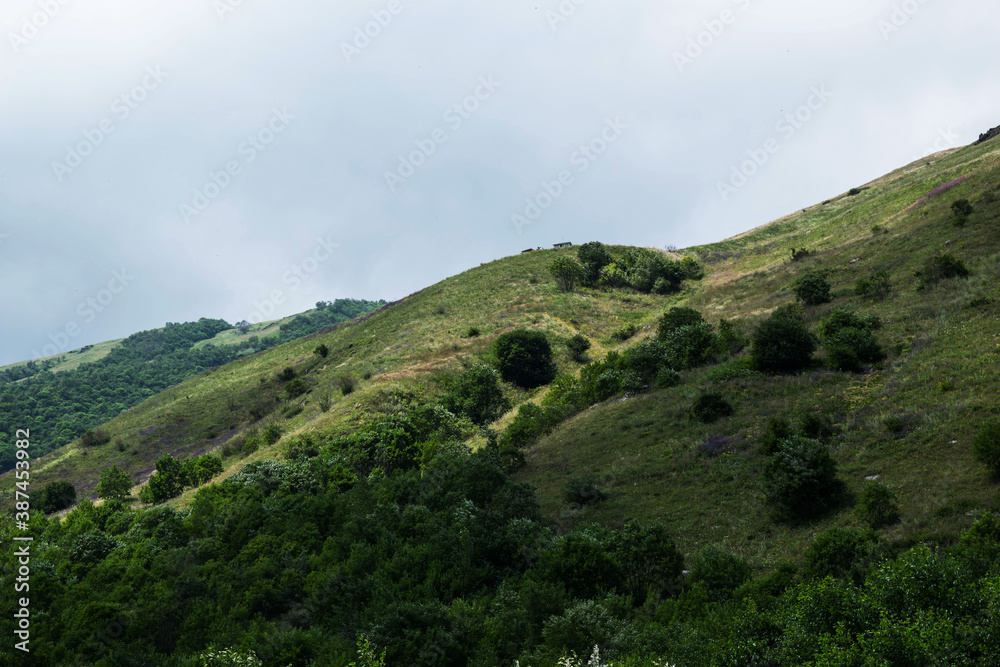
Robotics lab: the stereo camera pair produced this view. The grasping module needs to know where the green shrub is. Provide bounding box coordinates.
[499,402,552,450]
[142,455,186,504]
[657,307,704,339]
[655,367,681,388]
[973,419,1000,478]
[662,322,719,369]
[855,268,892,300]
[566,334,591,362]
[284,434,322,460]
[802,527,884,584]
[466,326,480,337]
[759,417,793,456]
[687,545,752,602]
[338,374,356,395]
[790,247,811,261]
[277,367,296,382]
[915,253,970,290]
[716,318,746,357]
[97,466,132,501]
[951,198,973,225]
[284,377,307,399]
[610,323,638,342]
[441,365,512,425]
[494,329,557,388]
[818,308,880,338]
[38,480,77,514]
[314,344,328,358]
[613,520,685,604]
[564,474,605,506]
[691,392,734,424]
[793,272,832,305]
[856,481,901,528]
[824,327,886,372]
[262,421,282,445]
[763,436,841,520]
[577,241,613,286]
[549,255,585,291]
[80,428,112,447]
[750,306,817,373]
[883,415,905,434]
[799,412,834,441]
[680,256,704,280]
[317,392,333,413]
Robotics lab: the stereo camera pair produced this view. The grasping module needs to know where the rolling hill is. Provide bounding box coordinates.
[2,130,1000,666]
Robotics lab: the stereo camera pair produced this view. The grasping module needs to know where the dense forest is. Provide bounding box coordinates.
[0,299,384,473]
[4,431,999,665]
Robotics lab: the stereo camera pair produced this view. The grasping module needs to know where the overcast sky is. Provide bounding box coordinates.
[1,0,997,365]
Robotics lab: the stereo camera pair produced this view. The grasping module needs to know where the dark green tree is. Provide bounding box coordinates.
[442,365,512,425]
[97,466,132,501]
[549,256,585,292]
[493,330,557,389]
[577,241,613,286]
[750,306,817,373]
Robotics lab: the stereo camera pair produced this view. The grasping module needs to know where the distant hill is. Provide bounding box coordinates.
[0,298,384,471]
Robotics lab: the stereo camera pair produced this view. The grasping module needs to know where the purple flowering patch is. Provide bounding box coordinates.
[909,176,969,209]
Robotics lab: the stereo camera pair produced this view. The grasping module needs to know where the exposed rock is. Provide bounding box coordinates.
[976,124,1000,145]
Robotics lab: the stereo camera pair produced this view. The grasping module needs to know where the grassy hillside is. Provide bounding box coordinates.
[5,136,1000,556]
[1,249,682,508]
[520,137,1000,569]
[3,134,1000,667]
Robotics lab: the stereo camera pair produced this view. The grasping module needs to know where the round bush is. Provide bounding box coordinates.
[824,327,885,372]
[763,436,841,520]
[662,322,719,369]
[657,307,704,339]
[855,481,901,528]
[688,545,752,602]
[691,392,734,423]
[973,419,1000,478]
[493,329,557,389]
[793,272,832,305]
[442,365,512,425]
[802,527,883,584]
[566,334,591,362]
[750,307,817,373]
[38,480,77,514]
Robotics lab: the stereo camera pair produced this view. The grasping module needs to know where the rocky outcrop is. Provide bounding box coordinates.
[976,124,1000,145]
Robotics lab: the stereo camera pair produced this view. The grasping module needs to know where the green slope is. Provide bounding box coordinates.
[519,136,1000,567]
